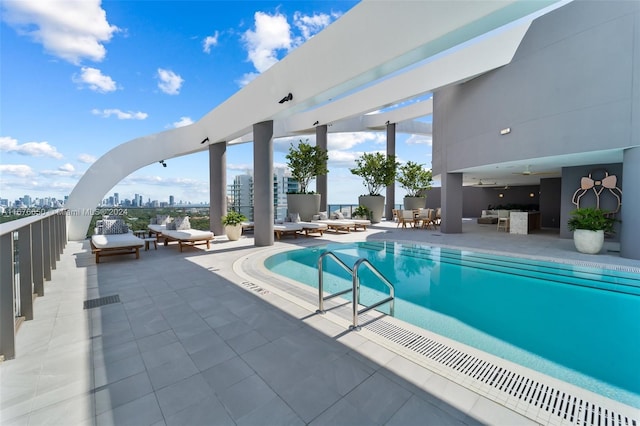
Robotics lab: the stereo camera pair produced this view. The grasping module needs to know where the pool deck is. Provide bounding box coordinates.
[1,220,638,425]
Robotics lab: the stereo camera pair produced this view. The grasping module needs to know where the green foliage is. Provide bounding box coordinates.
[221,210,247,226]
[353,205,371,219]
[567,207,616,233]
[397,161,433,197]
[286,139,329,194]
[350,152,398,196]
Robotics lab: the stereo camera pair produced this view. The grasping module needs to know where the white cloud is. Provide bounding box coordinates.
[406,134,432,146]
[236,72,259,87]
[157,68,183,95]
[327,132,385,151]
[0,164,35,177]
[91,108,148,120]
[58,163,75,172]
[78,153,96,164]
[242,11,291,73]
[2,0,119,64]
[328,150,361,168]
[74,67,117,93]
[172,117,193,128]
[228,163,253,172]
[0,136,63,159]
[203,31,219,53]
[293,12,333,42]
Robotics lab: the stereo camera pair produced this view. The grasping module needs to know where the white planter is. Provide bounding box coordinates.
[358,195,385,223]
[225,224,243,241]
[573,229,604,254]
[286,193,321,221]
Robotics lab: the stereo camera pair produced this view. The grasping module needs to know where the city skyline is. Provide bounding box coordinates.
[0,1,433,205]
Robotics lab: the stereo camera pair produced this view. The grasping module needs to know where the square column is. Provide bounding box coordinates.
[209,142,227,236]
[316,125,328,213]
[620,146,640,259]
[440,172,463,233]
[253,121,274,246]
[385,123,396,220]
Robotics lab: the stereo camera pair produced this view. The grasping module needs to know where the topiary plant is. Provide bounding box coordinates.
[397,161,433,197]
[285,139,329,194]
[350,152,398,196]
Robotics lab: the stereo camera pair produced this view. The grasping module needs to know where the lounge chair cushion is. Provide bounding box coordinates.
[287,212,301,223]
[162,229,213,241]
[91,233,143,249]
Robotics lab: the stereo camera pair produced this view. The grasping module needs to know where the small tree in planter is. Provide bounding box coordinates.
[222,210,247,241]
[350,152,398,223]
[397,161,433,210]
[567,207,616,254]
[285,139,329,220]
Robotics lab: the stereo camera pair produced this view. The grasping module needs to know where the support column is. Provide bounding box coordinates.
[620,147,640,260]
[385,123,396,220]
[316,125,328,213]
[253,121,274,246]
[209,142,227,236]
[440,172,463,234]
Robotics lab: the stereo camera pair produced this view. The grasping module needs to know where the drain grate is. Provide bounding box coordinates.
[83,295,121,309]
[365,320,638,426]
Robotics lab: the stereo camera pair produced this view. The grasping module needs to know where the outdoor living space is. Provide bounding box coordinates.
[1,220,637,426]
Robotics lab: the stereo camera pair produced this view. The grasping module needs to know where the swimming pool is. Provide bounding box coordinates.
[264,241,640,408]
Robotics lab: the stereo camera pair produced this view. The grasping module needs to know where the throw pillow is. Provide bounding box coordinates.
[156,215,171,225]
[166,221,177,230]
[288,212,300,223]
[102,219,127,234]
[332,211,344,220]
[319,211,328,220]
[174,216,191,230]
[312,214,321,220]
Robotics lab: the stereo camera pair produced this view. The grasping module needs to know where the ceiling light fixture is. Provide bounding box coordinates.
[278,92,293,104]
[159,160,167,168]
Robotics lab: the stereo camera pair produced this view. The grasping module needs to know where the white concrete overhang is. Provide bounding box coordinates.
[66,0,563,239]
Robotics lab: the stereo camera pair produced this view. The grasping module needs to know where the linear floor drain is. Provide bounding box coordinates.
[83,295,120,309]
[365,320,638,426]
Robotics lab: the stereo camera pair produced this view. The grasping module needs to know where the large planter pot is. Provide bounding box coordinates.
[403,196,425,210]
[358,195,385,223]
[225,224,243,241]
[573,229,604,254]
[286,193,321,221]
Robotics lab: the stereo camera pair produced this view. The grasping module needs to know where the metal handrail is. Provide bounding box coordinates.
[351,258,395,331]
[317,251,353,313]
[317,251,395,331]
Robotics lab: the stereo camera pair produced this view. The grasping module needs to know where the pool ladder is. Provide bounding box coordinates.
[317,251,395,331]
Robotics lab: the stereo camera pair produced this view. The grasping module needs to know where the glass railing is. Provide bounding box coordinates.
[0,209,67,361]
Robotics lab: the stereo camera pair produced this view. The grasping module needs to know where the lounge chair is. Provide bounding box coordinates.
[148,215,214,251]
[274,223,303,239]
[90,233,144,263]
[298,221,328,236]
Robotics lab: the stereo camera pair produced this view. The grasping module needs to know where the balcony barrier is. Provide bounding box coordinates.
[0,209,67,361]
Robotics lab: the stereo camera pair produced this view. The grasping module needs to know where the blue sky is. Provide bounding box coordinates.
[0,0,433,205]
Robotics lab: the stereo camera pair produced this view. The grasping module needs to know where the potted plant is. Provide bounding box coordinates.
[397,161,433,210]
[350,152,398,223]
[352,205,371,220]
[285,139,329,221]
[221,210,247,241]
[567,207,616,254]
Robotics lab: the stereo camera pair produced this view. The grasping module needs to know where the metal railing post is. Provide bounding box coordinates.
[42,217,52,280]
[32,220,44,296]
[350,270,361,331]
[0,232,16,360]
[18,225,34,321]
[317,255,325,313]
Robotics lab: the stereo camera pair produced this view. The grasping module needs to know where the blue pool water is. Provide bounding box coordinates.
[264,241,640,408]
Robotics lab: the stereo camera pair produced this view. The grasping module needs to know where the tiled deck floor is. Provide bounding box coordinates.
[1,220,636,425]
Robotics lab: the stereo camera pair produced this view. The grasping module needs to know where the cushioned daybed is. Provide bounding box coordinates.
[274,223,303,239]
[90,233,144,264]
[148,215,214,252]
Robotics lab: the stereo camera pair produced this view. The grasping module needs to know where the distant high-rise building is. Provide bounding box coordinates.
[169,195,175,206]
[274,167,296,220]
[229,173,253,220]
[22,195,31,207]
[114,193,119,206]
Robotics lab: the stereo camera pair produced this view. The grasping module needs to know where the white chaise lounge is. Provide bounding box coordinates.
[90,233,144,264]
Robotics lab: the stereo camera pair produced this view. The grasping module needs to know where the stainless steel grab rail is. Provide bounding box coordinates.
[317,251,395,331]
[317,251,353,314]
[350,258,395,331]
